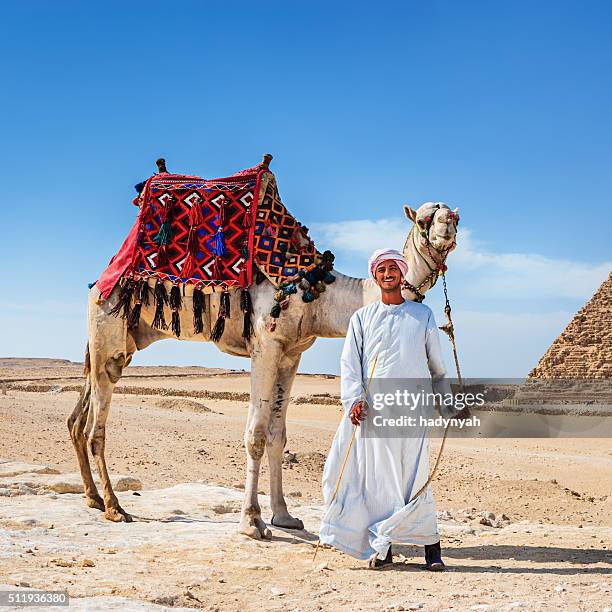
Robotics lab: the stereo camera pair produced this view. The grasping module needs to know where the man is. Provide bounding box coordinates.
[319,248,458,570]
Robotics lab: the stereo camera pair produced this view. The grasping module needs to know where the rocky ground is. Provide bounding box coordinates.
[0,359,610,611]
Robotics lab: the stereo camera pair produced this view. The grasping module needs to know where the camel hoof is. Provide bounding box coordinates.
[104,507,133,523]
[238,524,263,540]
[85,495,105,511]
[237,517,271,541]
[271,514,304,530]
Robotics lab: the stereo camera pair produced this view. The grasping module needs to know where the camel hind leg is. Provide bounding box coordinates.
[67,353,104,511]
[80,290,135,522]
[88,350,133,522]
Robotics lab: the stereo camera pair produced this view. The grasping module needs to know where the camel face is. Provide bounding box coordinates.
[405,202,459,253]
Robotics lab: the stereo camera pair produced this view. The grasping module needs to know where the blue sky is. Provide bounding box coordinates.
[1,1,610,376]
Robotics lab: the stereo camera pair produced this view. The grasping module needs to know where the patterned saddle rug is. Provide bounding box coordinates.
[96,159,335,341]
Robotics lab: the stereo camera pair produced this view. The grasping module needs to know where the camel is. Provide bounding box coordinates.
[67,157,459,540]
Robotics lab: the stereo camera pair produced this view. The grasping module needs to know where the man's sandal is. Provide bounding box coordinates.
[368,545,393,569]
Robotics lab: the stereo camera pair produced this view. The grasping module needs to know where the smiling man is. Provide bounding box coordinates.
[318,248,457,570]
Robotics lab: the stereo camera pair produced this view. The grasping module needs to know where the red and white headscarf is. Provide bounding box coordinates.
[368,248,408,279]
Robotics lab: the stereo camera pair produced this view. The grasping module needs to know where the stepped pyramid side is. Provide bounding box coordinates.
[529,272,612,379]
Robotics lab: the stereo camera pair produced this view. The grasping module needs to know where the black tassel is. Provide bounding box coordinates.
[170,284,182,310]
[127,302,142,329]
[240,288,253,340]
[193,287,205,334]
[139,279,151,306]
[241,241,249,260]
[243,311,253,340]
[211,290,231,342]
[152,282,168,330]
[109,278,135,318]
[240,288,251,312]
[220,290,231,318]
[211,314,225,342]
[171,309,181,337]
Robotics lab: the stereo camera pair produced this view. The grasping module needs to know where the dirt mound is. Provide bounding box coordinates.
[155,398,212,413]
[283,451,327,471]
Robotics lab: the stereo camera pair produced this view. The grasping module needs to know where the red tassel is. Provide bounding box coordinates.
[189,197,203,225]
[212,256,222,280]
[181,198,203,280]
[131,248,145,274]
[140,203,153,225]
[218,199,226,225]
[156,244,170,271]
[186,227,199,257]
[182,254,195,280]
[239,262,248,288]
[182,226,200,279]
[242,209,253,229]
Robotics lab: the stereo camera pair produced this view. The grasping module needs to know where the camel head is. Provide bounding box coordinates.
[400,202,460,301]
[403,202,459,255]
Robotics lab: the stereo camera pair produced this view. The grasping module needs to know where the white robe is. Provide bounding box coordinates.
[319,299,455,561]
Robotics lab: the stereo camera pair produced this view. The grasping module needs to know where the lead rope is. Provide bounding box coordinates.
[312,351,380,562]
[408,270,464,502]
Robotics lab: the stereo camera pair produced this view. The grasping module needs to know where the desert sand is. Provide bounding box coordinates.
[0,358,610,611]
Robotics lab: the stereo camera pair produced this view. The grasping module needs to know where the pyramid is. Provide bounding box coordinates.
[529,272,612,379]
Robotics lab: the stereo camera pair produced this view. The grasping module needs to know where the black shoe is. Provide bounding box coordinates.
[424,541,445,571]
[368,545,393,569]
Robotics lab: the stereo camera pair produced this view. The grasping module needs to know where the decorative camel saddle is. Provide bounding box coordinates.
[96,155,335,340]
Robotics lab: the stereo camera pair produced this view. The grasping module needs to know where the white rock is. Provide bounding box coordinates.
[270,587,286,597]
[0,461,60,478]
[0,472,142,495]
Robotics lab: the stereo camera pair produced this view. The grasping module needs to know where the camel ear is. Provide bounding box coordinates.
[453,207,459,214]
[404,205,417,223]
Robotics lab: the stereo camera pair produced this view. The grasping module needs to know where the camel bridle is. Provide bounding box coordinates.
[402,205,459,303]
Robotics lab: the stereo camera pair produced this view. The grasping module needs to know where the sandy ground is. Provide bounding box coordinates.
[0,359,610,611]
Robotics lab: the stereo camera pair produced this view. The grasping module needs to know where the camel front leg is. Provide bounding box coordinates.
[238,340,283,540]
[268,355,304,530]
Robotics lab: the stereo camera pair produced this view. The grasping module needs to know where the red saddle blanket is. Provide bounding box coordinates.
[97,162,318,300]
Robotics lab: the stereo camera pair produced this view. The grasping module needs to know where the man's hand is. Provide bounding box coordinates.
[350,400,368,426]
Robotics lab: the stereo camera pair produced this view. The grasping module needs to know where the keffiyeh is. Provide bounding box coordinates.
[368,248,408,279]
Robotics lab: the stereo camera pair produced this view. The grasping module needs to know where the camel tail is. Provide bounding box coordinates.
[83,343,91,376]
[68,344,92,435]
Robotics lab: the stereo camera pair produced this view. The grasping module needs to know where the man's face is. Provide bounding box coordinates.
[374,261,403,292]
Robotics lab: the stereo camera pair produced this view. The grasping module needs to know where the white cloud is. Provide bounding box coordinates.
[310,218,611,300]
[310,218,408,257]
